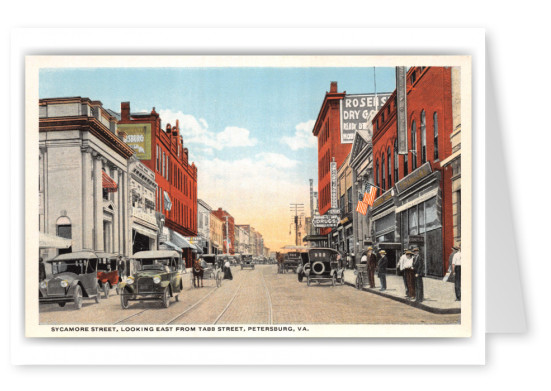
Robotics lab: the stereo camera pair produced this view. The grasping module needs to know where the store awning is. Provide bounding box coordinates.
[102,171,118,192]
[171,230,197,250]
[160,241,183,253]
[39,232,72,249]
[302,235,327,242]
[132,224,158,240]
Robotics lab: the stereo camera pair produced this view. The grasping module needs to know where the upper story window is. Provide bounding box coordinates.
[375,160,379,188]
[394,139,399,183]
[420,110,427,164]
[410,71,417,85]
[381,153,386,192]
[433,112,439,160]
[387,147,392,189]
[411,120,417,170]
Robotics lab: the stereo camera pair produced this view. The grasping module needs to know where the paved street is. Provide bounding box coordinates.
[39,265,460,325]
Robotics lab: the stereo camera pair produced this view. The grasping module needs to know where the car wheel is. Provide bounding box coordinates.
[120,293,129,309]
[103,282,110,299]
[73,285,83,309]
[58,302,66,307]
[162,288,170,308]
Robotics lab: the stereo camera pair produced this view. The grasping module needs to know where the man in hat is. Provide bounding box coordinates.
[412,247,424,302]
[367,247,377,288]
[398,250,412,298]
[376,250,388,291]
[404,249,416,299]
[450,242,461,301]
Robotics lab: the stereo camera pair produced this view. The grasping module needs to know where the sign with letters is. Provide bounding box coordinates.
[330,161,338,209]
[396,66,408,154]
[312,214,340,228]
[118,123,152,160]
[340,93,391,143]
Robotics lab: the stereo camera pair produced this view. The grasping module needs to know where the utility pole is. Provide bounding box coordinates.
[290,203,304,246]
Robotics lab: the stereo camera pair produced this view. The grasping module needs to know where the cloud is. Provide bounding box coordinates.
[158,109,257,150]
[255,152,299,169]
[281,120,317,151]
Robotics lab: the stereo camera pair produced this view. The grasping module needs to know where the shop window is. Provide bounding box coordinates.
[433,112,439,160]
[347,187,352,212]
[421,110,426,164]
[411,120,417,170]
[401,211,409,241]
[424,197,440,231]
[419,202,426,234]
[408,206,418,235]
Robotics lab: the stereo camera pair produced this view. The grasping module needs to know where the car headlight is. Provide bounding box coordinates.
[40,281,47,289]
[153,276,161,284]
[60,280,69,288]
[125,276,134,284]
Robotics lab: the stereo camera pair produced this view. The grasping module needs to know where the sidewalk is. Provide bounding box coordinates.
[343,269,461,314]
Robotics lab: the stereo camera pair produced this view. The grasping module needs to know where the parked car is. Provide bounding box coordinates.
[304,248,345,286]
[39,250,102,309]
[241,254,254,270]
[96,252,120,298]
[120,250,184,309]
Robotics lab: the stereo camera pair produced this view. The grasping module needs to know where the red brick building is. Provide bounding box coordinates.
[117,102,198,266]
[370,66,455,276]
[212,208,235,254]
[312,82,349,234]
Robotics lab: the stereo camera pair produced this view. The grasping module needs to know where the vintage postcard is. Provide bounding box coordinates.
[25,55,471,338]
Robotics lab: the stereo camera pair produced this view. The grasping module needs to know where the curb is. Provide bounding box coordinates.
[343,281,461,315]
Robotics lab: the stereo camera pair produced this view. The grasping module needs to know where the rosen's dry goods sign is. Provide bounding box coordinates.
[340,93,392,143]
[118,123,152,160]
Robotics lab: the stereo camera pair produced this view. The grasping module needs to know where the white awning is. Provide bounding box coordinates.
[171,230,197,250]
[39,232,72,249]
[132,224,158,240]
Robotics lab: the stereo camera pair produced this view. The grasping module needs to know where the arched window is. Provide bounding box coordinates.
[381,153,386,191]
[56,216,72,239]
[375,160,379,188]
[411,120,417,170]
[394,139,399,182]
[387,147,392,188]
[433,112,439,160]
[420,110,427,164]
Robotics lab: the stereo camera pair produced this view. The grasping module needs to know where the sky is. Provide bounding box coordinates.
[39,66,396,251]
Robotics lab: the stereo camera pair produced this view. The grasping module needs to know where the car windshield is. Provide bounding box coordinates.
[137,259,171,272]
[309,250,337,263]
[51,259,92,275]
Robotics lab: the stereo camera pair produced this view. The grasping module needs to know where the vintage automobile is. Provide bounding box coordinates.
[296,252,311,282]
[283,252,302,273]
[39,250,102,309]
[241,254,254,270]
[304,248,346,286]
[96,252,120,298]
[120,250,184,309]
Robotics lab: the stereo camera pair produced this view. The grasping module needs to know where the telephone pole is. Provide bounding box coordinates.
[290,203,304,246]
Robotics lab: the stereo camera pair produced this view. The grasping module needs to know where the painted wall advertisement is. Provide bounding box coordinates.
[340,93,392,143]
[117,123,152,160]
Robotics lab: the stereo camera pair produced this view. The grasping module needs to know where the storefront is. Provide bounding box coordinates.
[371,189,399,272]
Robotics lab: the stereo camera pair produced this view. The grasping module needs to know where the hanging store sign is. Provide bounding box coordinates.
[396,66,408,154]
[312,214,340,228]
[340,93,391,144]
[118,123,152,160]
[330,161,338,209]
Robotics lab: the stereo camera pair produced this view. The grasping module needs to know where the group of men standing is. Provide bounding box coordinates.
[397,247,425,302]
[360,246,388,292]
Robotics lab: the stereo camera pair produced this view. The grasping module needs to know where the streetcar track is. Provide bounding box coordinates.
[166,287,218,325]
[213,282,244,324]
[260,267,273,324]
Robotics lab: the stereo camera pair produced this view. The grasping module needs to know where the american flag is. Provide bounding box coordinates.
[356,200,368,215]
[363,186,378,206]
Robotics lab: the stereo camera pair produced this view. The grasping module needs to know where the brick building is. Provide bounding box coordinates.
[212,208,235,254]
[370,66,456,276]
[117,102,198,266]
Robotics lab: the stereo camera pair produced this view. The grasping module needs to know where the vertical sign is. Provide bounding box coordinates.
[396,66,408,154]
[330,160,338,209]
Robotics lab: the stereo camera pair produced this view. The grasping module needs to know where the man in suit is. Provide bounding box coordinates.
[412,247,425,302]
[367,246,377,288]
[376,250,388,291]
[450,242,461,301]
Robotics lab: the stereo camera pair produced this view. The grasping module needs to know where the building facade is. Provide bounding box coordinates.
[128,156,158,253]
[235,224,251,254]
[331,153,354,255]
[117,102,198,265]
[39,97,134,260]
[212,208,235,254]
[370,66,456,276]
[210,213,224,254]
[197,199,212,255]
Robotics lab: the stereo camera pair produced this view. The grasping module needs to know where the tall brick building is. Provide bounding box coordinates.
[117,102,198,266]
[370,66,456,276]
[212,208,235,254]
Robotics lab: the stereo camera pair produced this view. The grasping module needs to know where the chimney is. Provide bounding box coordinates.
[121,102,130,120]
[330,81,338,93]
[166,123,172,133]
[173,119,179,136]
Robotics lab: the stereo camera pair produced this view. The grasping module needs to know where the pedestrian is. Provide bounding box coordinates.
[118,256,126,279]
[404,250,416,299]
[39,257,46,281]
[376,249,388,291]
[367,247,377,288]
[397,250,409,298]
[223,258,233,280]
[450,242,461,301]
[412,247,424,302]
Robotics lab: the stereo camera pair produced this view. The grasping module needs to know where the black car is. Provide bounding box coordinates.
[304,248,345,286]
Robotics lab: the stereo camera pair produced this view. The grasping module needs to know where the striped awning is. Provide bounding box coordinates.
[102,171,118,192]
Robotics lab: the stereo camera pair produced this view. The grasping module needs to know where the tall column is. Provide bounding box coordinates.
[92,153,104,251]
[112,166,120,254]
[122,170,130,256]
[81,147,93,250]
